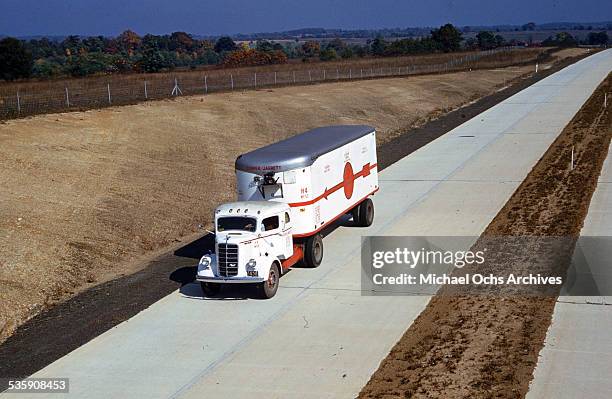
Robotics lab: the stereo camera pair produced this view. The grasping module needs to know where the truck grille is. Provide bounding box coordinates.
[218,243,239,277]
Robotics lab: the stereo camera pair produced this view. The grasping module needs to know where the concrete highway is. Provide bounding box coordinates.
[527,138,612,398]
[3,49,611,399]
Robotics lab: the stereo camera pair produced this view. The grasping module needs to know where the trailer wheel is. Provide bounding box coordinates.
[357,198,374,227]
[351,205,361,225]
[200,282,221,297]
[304,233,324,268]
[259,262,280,299]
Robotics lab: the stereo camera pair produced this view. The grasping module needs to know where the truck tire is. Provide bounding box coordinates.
[259,262,280,299]
[200,282,221,297]
[351,204,361,225]
[357,198,374,227]
[303,233,324,268]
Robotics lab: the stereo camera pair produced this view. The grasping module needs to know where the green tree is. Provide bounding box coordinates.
[556,32,577,47]
[62,35,82,56]
[139,48,168,72]
[587,31,609,45]
[214,36,237,53]
[430,24,463,52]
[0,37,34,80]
[476,31,505,50]
[32,58,62,78]
[196,50,220,65]
[521,22,536,31]
[327,38,346,51]
[255,40,274,52]
[65,53,109,77]
[370,36,387,56]
[340,47,353,59]
[319,48,337,61]
[476,31,496,49]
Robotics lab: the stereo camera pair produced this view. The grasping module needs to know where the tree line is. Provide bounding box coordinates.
[1,24,606,81]
[542,31,609,47]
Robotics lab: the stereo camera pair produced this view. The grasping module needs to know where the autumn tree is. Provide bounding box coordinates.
[222,48,287,67]
[300,40,320,58]
[169,32,194,51]
[117,30,141,54]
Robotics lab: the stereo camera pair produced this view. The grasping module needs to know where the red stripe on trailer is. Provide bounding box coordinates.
[292,187,379,238]
[288,163,377,207]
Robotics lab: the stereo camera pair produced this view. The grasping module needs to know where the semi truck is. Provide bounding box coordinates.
[196,125,379,298]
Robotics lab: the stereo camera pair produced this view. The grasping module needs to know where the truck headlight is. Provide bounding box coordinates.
[246,259,258,277]
[199,256,211,270]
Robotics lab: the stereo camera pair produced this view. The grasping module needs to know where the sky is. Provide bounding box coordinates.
[1,0,611,37]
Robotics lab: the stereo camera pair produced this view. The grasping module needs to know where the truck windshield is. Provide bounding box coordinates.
[217,217,257,232]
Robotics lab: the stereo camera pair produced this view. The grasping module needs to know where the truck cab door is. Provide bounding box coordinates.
[282,212,294,258]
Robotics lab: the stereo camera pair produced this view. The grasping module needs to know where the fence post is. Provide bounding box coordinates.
[293,71,296,84]
[360,68,363,78]
[107,83,111,105]
[323,69,326,80]
[16,91,21,114]
[336,68,339,79]
[144,81,148,99]
[254,72,257,88]
[309,70,312,82]
[204,75,208,93]
[171,78,182,96]
[65,87,70,107]
[274,71,277,85]
[349,69,352,79]
[230,74,234,90]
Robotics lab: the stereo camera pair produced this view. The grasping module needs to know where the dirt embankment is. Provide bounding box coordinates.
[358,73,612,398]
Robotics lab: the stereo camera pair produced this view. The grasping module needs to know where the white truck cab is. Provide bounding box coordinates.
[197,125,378,298]
[197,201,293,297]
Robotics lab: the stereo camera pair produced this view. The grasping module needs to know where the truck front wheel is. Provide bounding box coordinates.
[303,233,324,268]
[200,282,221,297]
[259,262,280,299]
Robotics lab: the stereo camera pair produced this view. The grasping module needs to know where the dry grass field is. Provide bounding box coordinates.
[0,48,547,119]
[0,48,588,343]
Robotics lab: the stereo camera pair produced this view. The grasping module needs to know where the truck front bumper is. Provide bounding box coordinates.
[196,276,265,284]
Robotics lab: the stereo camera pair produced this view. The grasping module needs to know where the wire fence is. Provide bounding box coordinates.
[0,47,538,120]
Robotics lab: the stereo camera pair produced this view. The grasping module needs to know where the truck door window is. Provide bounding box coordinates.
[262,216,279,231]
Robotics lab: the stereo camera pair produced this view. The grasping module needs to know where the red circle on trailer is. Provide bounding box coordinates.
[343,162,355,199]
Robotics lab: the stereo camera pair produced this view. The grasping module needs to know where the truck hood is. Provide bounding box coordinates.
[215,231,258,245]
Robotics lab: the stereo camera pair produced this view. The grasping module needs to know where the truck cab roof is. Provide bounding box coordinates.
[215,201,289,219]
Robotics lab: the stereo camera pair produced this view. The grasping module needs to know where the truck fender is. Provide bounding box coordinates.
[260,258,282,278]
